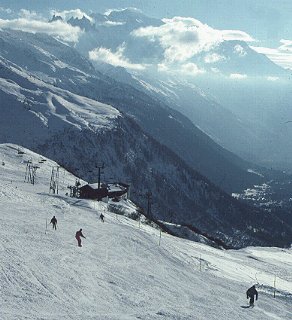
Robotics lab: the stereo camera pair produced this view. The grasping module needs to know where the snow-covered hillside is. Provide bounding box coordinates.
[0,55,120,148]
[4,30,292,249]
[0,144,291,319]
[0,29,264,194]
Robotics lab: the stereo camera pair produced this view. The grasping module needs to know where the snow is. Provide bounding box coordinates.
[247,169,264,178]
[132,77,169,97]
[0,143,291,319]
[0,60,121,145]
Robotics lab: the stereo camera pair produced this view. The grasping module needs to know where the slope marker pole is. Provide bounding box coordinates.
[158,229,162,246]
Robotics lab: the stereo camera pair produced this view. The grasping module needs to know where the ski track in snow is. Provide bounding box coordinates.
[0,143,291,320]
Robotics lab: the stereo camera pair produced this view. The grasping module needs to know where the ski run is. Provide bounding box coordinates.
[0,144,291,320]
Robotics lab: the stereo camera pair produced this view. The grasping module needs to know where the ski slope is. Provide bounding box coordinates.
[0,144,291,320]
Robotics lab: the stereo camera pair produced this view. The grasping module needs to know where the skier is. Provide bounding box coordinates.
[246,285,258,307]
[100,213,104,223]
[50,216,57,230]
[75,228,86,247]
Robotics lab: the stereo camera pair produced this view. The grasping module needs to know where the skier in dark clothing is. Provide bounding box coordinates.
[50,216,57,230]
[75,228,86,247]
[100,213,104,223]
[246,285,258,307]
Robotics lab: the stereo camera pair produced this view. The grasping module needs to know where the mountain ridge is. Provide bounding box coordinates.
[1,29,291,248]
[0,28,264,193]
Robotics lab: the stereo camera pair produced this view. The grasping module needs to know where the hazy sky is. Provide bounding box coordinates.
[1,0,292,69]
[1,0,291,45]
[0,0,292,40]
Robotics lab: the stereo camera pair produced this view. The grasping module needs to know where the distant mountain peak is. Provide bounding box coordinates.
[49,14,63,23]
[107,7,161,27]
[67,15,94,31]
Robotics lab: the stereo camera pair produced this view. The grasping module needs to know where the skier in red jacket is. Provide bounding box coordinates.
[75,229,86,247]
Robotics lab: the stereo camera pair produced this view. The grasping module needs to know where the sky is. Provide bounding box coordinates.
[1,0,292,69]
[2,0,292,41]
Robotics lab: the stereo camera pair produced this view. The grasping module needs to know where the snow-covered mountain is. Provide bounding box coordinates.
[194,40,286,77]
[1,29,291,248]
[67,8,288,78]
[63,8,292,170]
[196,76,292,169]
[0,29,263,193]
[97,64,259,157]
[0,143,291,319]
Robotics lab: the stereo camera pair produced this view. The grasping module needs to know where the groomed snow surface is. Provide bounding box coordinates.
[0,144,291,320]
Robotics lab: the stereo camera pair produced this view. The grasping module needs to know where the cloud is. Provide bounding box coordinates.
[279,39,292,52]
[221,30,254,42]
[104,7,142,16]
[204,53,225,64]
[233,44,247,57]
[18,9,40,20]
[230,73,247,79]
[0,18,82,42]
[103,20,125,26]
[157,63,169,72]
[89,44,146,70]
[251,43,292,69]
[0,7,13,15]
[266,76,279,81]
[132,16,255,64]
[132,17,220,63]
[157,62,204,77]
[211,67,220,73]
[50,9,94,23]
[181,63,205,75]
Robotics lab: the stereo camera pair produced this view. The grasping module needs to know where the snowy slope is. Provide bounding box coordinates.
[0,56,120,148]
[1,29,292,248]
[0,144,291,320]
[0,29,264,194]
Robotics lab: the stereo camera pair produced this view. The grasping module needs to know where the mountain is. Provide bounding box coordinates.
[71,9,289,78]
[75,10,163,57]
[195,40,287,77]
[1,143,291,319]
[97,64,259,159]
[67,9,292,170]
[67,16,94,31]
[0,29,263,193]
[49,14,63,23]
[1,29,291,248]
[195,76,292,168]
[106,8,162,27]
